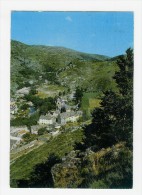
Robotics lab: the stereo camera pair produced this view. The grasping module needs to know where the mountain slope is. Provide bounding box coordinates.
[11,40,110,63]
[11,40,117,94]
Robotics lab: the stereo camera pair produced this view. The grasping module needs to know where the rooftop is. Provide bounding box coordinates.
[39,114,55,120]
[60,110,82,119]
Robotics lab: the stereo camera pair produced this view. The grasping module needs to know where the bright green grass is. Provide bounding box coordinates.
[81,93,99,108]
[81,93,101,117]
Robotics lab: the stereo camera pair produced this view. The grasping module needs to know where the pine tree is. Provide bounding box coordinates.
[84,48,133,150]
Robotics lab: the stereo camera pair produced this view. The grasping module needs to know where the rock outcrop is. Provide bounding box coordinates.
[51,150,83,188]
[51,142,132,188]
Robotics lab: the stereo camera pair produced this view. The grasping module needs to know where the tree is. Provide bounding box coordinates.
[38,127,47,135]
[111,48,133,147]
[22,132,31,141]
[22,132,37,143]
[74,87,83,106]
[24,95,56,113]
[20,103,29,111]
[58,91,62,96]
[39,97,56,115]
[29,87,37,95]
[84,48,133,150]
[11,112,39,127]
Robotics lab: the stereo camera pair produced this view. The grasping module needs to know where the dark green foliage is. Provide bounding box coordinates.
[81,48,133,188]
[22,132,31,140]
[10,112,39,127]
[95,147,132,188]
[20,103,29,110]
[84,48,133,150]
[15,154,61,188]
[105,148,132,188]
[28,154,61,188]
[88,180,108,188]
[58,91,62,96]
[113,48,133,96]
[18,62,33,79]
[39,97,56,115]
[38,127,47,135]
[24,94,56,114]
[74,87,84,105]
[61,106,66,113]
[29,87,37,95]
[22,132,37,143]
[78,145,132,189]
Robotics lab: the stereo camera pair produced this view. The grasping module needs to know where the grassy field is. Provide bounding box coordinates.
[81,93,101,117]
[10,129,84,182]
[37,84,67,98]
[89,98,101,110]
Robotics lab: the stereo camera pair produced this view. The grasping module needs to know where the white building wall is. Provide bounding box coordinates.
[66,115,79,123]
[39,119,53,125]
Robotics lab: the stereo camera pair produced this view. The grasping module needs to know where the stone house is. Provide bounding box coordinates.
[53,110,60,117]
[58,110,83,125]
[31,125,46,134]
[38,113,56,125]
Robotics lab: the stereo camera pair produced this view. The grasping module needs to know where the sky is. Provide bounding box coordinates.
[11,11,133,57]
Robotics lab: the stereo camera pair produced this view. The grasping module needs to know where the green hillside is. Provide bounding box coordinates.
[10,41,133,189]
[11,40,117,95]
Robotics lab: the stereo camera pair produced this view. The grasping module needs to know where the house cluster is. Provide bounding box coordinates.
[38,97,82,127]
[38,97,82,128]
[38,110,82,127]
[10,89,83,151]
[10,126,30,150]
[58,110,82,125]
[38,113,56,125]
[56,97,79,112]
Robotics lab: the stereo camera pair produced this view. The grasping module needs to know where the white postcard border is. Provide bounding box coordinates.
[0,1,142,195]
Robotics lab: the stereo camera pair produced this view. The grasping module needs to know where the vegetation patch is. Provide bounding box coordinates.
[89,99,101,110]
[10,129,84,185]
[81,93,101,118]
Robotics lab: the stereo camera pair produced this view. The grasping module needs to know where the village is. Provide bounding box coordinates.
[8,11,133,189]
[10,85,84,153]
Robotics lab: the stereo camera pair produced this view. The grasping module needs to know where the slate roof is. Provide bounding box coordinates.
[60,111,81,119]
[39,114,55,120]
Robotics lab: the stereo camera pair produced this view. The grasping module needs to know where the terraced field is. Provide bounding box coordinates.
[10,128,84,183]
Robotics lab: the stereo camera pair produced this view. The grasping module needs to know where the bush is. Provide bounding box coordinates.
[22,132,37,143]
[38,127,47,135]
